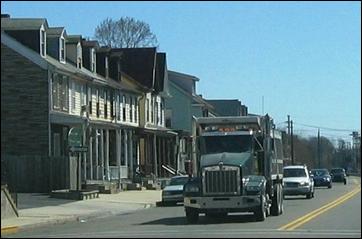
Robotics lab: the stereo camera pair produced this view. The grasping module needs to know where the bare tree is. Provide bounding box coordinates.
[94,17,158,48]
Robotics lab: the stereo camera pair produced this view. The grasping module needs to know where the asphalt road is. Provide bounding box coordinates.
[7,176,361,238]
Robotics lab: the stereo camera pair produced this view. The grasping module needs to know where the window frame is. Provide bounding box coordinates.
[40,25,46,57]
[60,35,65,63]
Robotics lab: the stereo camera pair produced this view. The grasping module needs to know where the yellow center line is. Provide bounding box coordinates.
[278,186,361,231]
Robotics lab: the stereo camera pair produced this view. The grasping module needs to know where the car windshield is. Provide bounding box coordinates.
[284,168,307,177]
[312,169,329,176]
[331,168,344,174]
[169,177,189,186]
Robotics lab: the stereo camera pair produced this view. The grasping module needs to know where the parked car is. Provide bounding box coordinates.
[283,165,314,199]
[161,175,189,205]
[311,168,332,188]
[330,168,347,185]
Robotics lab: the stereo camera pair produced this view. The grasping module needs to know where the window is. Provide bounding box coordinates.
[150,97,154,123]
[110,91,114,119]
[165,109,172,128]
[61,76,69,112]
[96,89,100,118]
[135,97,138,123]
[90,48,96,72]
[60,37,65,63]
[77,43,82,68]
[122,95,126,121]
[155,100,159,125]
[52,74,61,110]
[146,98,149,122]
[105,57,109,78]
[40,27,46,57]
[129,96,133,123]
[104,90,108,119]
[70,81,76,113]
[88,86,92,115]
[116,93,120,121]
[160,100,164,126]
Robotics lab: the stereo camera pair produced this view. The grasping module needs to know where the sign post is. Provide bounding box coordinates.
[68,127,87,191]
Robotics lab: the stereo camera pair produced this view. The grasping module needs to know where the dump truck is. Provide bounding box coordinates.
[183,114,284,223]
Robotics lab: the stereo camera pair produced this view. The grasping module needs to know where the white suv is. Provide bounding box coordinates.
[283,165,315,199]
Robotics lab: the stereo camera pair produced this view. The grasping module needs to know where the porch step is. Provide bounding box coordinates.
[83,180,120,194]
[50,189,99,200]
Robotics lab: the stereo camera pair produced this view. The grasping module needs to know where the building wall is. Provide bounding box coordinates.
[165,81,193,133]
[1,44,49,156]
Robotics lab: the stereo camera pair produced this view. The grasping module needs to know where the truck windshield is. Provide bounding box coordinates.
[200,135,252,155]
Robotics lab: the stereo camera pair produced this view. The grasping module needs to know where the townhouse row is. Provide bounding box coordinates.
[1,14,248,193]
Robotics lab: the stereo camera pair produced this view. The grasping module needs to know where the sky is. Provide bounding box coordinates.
[2,1,361,143]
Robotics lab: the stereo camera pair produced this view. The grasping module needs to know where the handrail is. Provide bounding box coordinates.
[1,185,18,217]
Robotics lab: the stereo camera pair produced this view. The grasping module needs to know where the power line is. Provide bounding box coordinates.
[293,122,359,132]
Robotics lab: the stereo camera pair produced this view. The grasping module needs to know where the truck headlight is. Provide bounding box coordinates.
[300,181,309,186]
[184,184,199,193]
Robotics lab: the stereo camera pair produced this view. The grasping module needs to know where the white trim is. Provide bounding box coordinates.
[40,24,46,58]
[59,34,66,64]
[1,32,48,69]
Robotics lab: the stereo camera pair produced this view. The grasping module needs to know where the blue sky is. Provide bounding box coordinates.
[2,1,360,142]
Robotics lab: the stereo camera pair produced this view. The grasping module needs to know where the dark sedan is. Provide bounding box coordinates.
[311,168,332,188]
[330,168,347,185]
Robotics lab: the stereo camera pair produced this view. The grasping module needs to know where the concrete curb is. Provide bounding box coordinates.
[1,226,19,236]
[1,202,156,235]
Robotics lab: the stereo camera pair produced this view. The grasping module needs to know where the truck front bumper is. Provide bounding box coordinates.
[184,195,261,212]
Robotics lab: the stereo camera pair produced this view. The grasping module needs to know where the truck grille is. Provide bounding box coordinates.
[202,166,240,196]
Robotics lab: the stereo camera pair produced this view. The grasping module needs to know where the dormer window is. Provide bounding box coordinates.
[105,56,109,78]
[60,37,65,63]
[40,26,46,57]
[77,43,82,69]
[90,48,96,72]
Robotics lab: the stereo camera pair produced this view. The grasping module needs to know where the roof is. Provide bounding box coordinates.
[110,47,157,91]
[47,27,65,37]
[66,35,82,44]
[1,18,49,30]
[2,31,142,95]
[168,70,200,82]
[82,39,99,47]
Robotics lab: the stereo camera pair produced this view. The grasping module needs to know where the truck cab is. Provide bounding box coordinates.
[183,115,284,223]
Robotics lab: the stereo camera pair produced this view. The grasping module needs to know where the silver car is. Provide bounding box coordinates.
[161,175,189,205]
[283,165,315,199]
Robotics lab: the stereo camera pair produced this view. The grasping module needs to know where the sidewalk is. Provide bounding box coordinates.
[1,189,162,235]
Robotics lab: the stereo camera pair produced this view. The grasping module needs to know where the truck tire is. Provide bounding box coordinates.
[254,195,266,222]
[306,191,312,199]
[185,207,199,223]
[271,184,283,216]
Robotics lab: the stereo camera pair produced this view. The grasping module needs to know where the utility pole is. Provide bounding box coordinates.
[318,128,321,168]
[291,120,294,165]
[287,115,290,164]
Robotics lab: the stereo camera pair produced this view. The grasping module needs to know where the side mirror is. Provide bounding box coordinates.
[310,174,314,178]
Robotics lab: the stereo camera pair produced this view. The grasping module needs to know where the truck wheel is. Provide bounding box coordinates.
[306,192,312,199]
[185,207,199,223]
[254,195,266,221]
[271,184,283,216]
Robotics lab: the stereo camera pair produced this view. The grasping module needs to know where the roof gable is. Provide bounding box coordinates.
[111,47,157,91]
[1,18,49,30]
